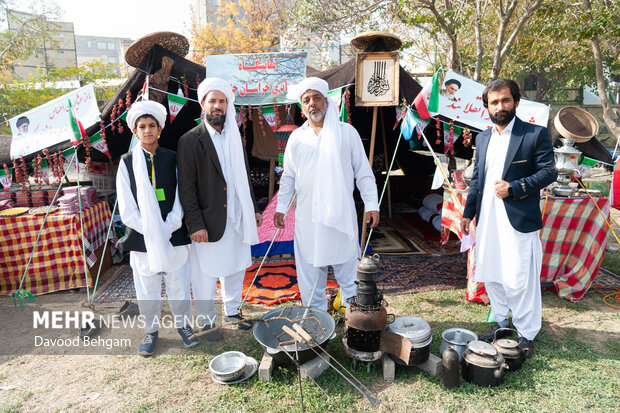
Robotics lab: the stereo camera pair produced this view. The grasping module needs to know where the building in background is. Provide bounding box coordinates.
[75,35,133,75]
[8,10,77,78]
[191,0,222,29]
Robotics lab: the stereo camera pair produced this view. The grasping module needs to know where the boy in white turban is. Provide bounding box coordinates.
[274,77,379,310]
[116,100,197,356]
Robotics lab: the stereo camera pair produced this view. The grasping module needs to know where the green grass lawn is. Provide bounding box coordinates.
[1,288,618,413]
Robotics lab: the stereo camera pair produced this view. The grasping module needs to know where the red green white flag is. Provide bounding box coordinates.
[0,168,12,191]
[90,131,111,158]
[68,99,87,145]
[168,87,187,123]
[413,70,440,120]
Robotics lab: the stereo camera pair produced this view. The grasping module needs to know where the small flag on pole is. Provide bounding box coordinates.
[413,70,440,120]
[401,109,419,141]
[68,100,87,145]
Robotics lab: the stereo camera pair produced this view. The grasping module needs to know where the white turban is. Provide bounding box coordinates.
[197,77,235,105]
[126,100,168,130]
[195,77,259,245]
[287,77,329,102]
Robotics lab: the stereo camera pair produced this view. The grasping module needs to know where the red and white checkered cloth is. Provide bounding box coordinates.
[1,201,114,296]
[441,191,610,303]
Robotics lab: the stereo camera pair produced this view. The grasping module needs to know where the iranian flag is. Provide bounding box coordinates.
[0,167,12,192]
[168,87,187,122]
[413,70,440,120]
[68,99,87,145]
[90,131,111,158]
[575,157,599,177]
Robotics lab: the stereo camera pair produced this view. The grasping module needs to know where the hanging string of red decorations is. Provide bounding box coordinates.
[344,87,352,124]
[273,104,281,130]
[462,127,472,147]
[435,118,442,145]
[447,120,455,155]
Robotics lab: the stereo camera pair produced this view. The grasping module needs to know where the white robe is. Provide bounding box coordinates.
[474,118,541,289]
[116,153,191,333]
[474,118,543,340]
[276,122,379,267]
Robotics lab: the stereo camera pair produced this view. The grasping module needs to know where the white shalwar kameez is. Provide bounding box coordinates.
[117,158,192,334]
[190,122,252,327]
[474,118,542,340]
[276,122,379,310]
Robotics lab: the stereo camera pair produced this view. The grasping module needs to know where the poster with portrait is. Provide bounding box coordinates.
[355,52,400,106]
[9,85,100,158]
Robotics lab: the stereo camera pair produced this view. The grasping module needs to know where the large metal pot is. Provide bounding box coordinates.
[253,307,336,365]
[461,340,509,387]
[387,316,432,366]
[440,328,478,361]
[491,328,525,372]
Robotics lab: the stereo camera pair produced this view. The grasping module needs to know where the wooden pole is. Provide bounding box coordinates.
[268,159,275,201]
[360,106,378,252]
[379,109,392,219]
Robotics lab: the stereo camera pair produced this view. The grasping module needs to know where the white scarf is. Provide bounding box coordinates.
[132,143,179,272]
[311,99,356,241]
[198,77,259,245]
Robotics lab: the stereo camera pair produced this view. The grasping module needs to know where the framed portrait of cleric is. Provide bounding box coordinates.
[355,52,400,106]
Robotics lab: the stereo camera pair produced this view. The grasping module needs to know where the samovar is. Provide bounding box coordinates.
[553,138,581,196]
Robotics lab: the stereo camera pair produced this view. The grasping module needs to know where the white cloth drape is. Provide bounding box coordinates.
[131,144,179,273]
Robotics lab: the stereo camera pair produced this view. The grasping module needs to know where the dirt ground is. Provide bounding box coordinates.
[1,282,618,412]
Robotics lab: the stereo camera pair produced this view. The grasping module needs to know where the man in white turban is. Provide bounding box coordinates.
[177,77,262,341]
[274,77,379,310]
[116,100,197,356]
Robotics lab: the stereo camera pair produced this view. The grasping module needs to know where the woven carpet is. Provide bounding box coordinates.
[375,254,468,295]
[368,225,422,254]
[386,214,461,255]
[594,268,620,288]
[93,260,338,305]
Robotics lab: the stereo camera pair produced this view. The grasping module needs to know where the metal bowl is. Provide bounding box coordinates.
[209,351,247,382]
[553,187,574,197]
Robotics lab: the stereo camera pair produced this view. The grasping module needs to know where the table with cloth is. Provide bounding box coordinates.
[1,201,115,296]
[441,190,610,303]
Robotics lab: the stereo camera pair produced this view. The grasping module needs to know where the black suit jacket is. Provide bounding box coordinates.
[463,117,558,233]
[177,123,257,242]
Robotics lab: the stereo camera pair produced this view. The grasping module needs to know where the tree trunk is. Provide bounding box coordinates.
[583,0,620,140]
[473,0,484,80]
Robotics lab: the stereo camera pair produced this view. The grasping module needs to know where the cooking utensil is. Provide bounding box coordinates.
[209,351,248,382]
[442,346,460,389]
[461,340,509,387]
[210,357,259,385]
[491,328,525,371]
[289,324,392,412]
[253,307,335,364]
[440,328,477,361]
[276,338,330,399]
[387,316,432,366]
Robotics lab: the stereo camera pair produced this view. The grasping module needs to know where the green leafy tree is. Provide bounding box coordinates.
[0,1,60,74]
[0,60,120,134]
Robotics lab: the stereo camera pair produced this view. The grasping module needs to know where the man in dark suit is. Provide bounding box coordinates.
[460,79,557,358]
[177,78,262,341]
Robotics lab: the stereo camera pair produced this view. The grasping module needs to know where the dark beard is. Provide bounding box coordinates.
[489,107,516,126]
[206,113,226,127]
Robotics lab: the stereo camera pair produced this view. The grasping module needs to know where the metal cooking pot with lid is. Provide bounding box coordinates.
[387,316,432,366]
[461,340,509,387]
[491,328,525,371]
[357,254,380,282]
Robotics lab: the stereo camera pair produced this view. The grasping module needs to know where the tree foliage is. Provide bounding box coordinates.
[0,60,120,134]
[189,0,293,64]
[0,0,60,74]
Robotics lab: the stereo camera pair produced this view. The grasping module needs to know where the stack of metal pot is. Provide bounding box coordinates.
[386,316,432,366]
